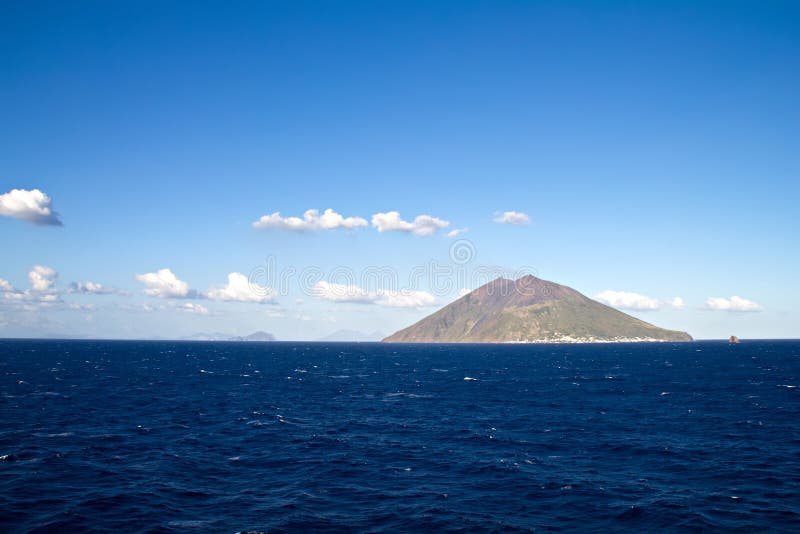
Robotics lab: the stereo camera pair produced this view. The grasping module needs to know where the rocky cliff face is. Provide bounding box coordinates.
[383,276,692,343]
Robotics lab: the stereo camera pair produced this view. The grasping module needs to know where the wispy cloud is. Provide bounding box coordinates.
[705,296,764,312]
[174,302,210,315]
[253,209,368,231]
[447,228,468,238]
[493,211,529,225]
[3,291,60,304]
[0,189,62,226]
[313,281,436,308]
[67,303,97,312]
[371,211,449,236]
[121,301,211,315]
[120,303,160,313]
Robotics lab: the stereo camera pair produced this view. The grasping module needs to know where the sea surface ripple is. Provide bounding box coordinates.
[1,339,799,532]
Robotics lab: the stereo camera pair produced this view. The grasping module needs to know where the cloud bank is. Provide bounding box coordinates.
[705,296,764,312]
[253,209,368,231]
[1,266,61,306]
[252,208,454,236]
[371,211,449,236]
[0,189,62,226]
[594,290,684,311]
[595,290,661,310]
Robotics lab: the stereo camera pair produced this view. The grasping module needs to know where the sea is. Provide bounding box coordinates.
[1,339,798,532]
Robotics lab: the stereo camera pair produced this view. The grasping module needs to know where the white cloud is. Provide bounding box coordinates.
[371,211,449,236]
[266,308,286,318]
[670,297,685,310]
[253,209,368,231]
[120,303,159,313]
[375,289,437,308]
[134,268,197,298]
[0,266,62,308]
[705,296,764,312]
[4,291,59,303]
[175,302,209,315]
[28,265,57,292]
[67,281,123,295]
[313,281,375,303]
[447,228,468,238]
[0,188,62,226]
[1,267,132,311]
[68,303,96,311]
[122,301,211,315]
[313,281,436,308]
[594,290,663,311]
[493,211,530,225]
[206,272,275,303]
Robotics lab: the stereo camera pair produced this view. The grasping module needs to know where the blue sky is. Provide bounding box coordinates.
[1,1,798,340]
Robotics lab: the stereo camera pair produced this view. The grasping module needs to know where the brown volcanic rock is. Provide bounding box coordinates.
[383,275,692,343]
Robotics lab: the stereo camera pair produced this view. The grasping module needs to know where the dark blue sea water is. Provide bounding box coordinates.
[1,340,799,532]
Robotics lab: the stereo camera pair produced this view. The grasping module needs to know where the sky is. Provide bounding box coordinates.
[1,1,798,340]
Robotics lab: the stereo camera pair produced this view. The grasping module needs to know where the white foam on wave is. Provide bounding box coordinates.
[384,392,432,399]
[463,377,478,381]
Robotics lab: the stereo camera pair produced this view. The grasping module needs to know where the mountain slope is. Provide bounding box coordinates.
[383,276,692,343]
[228,331,276,342]
[185,331,277,342]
